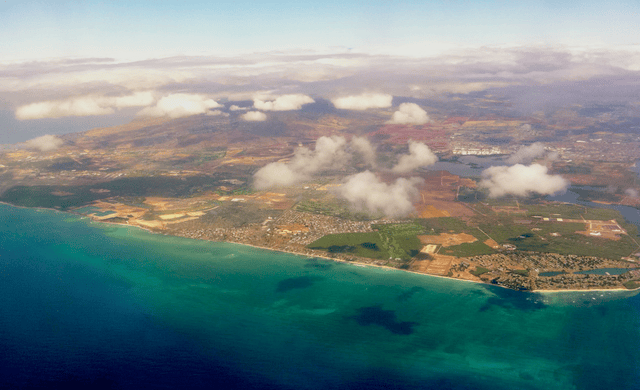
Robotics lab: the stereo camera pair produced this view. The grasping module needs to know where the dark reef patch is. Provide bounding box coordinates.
[304,258,333,270]
[396,286,425,302]
[349,305,418,335]
[276,276,323,293]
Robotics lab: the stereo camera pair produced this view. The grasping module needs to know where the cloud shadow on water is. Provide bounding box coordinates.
[396,286,425,302]
[275,276,324,293]
[304,258,333,271]
[349,305,419,335]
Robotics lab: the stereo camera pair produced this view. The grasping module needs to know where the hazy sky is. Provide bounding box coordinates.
[3,0,639,60]
[2,0,640,143]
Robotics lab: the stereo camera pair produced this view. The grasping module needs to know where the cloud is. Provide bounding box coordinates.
[229,105,248,111]
[253,94,315,111]
[392,141,438,173]
[15,92,155,120]
[16,97,114,120]
[253,162,305,188]
[22,134,64,152]
[331,93,393,110]
[242,111,267,121]
[479,163,569,197]
[206,109,229,117]
[387,103,430,125]
[334,171,422,218]
[350,136,376,167]
[291,135,350,174]
[137,93,221,119]
[506,142,547,164]
[253,135,349,189]
[112,91,155,108]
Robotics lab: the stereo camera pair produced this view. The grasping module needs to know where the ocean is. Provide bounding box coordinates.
[1,203,640,390]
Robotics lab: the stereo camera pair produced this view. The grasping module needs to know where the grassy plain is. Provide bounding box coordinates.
[308,223,423,261]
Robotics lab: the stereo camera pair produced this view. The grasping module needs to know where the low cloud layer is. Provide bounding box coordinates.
[331,93,393,110]
[242,111,267,121]
[254,135,349,189]
[15,92,155,120]
[480,163,569,197]
[506,142,547,164]
[16,98,113,120]
[137,93,221,119]
[254,94,314,111]
[6,45,640,144]
[22,134,64,152]
[334,171,422,218]
[392,141,438,173]
[387,103,430,125]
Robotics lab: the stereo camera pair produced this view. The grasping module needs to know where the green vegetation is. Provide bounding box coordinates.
[309,223,424,262]
[0,175,240,210]
[309,232,388,259]
[623,281,640,290]
[309,200,640,261]
[414,217,472,234]
[372,222,424,236]
[415,217,496,257]
[523,203,621,220]
[440,241,495,257]
[470,266,490,276]
[191,151,226,166]
[296,199,373,221]
[510,269,530,277]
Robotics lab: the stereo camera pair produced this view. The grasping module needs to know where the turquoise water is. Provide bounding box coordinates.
[1,203,640,389]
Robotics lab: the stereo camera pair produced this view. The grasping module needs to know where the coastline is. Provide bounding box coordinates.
[2,201,639,294]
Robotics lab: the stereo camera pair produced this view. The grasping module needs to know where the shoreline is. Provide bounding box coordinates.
[2,201,639,294]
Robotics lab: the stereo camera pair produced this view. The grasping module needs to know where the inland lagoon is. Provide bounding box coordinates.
[1,203,639,390]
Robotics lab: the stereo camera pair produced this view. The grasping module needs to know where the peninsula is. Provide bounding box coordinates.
[2,106,640,292]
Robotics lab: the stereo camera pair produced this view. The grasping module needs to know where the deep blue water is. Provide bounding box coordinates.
[1,203,640,390]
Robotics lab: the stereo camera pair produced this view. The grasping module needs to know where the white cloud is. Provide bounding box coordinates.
[506,142,547,164]
[253,135,350,189]
[334,171,422,218]
[331,93,393,110]
[480,163,569,197]
[242,111,267,121]
[16,91,154,120]
[253,94,315,111]
[392,141,438,173]
[22,134,64,152]
[291,135,349,174]
[137,93,221,119]
[112,91,155,108]
[16,97,115,120]
[229,105,248,111]
[15,91,156,120]
[350,136,376,167]
[387,103,430,125]
[253,162,305,189]
[206,110,229,117]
